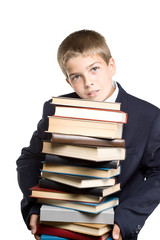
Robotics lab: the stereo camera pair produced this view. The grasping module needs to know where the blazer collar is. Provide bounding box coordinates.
[116,82,128,113]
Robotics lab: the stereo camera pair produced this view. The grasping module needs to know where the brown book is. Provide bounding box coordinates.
[39,221,112,236]
[52,133,125,147]
[42,141,126,161]
[41,172,116,188]
[42,163,121,178]
[47,116,123,139]
[52,96,121,110]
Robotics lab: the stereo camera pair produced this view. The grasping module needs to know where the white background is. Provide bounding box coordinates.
[0,0,160,239]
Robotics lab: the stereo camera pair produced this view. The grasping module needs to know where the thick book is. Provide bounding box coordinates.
[52,96,121,110]
[41,172,116,188]
[54,105,127,124]
[42,163,121,178]
[51,133,125,147]
[39,178,120,197]
[30,184,103,203]
[45,154,120,169]
[38,225,111,240]
[47,116,123,139]
[40,222,111,236]
[42,141,126,161]
[41,235,69,240]
[37,196,119,213]
[40,205,115,224]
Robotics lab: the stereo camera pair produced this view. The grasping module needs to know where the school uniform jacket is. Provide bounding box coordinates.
[16,83,160,240]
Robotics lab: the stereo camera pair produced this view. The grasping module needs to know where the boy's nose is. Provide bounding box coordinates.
[84,77,93,88]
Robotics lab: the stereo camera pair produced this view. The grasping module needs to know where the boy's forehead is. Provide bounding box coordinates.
[66,54,106,74]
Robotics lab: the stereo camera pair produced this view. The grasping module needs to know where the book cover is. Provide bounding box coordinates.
[52,96,121,110]
[41,172,116,188]
[51,133,125,147]
[37,224,111,240]
[45,154,120,169]
[39,178,120,197]
[42,141,126,161]
[40,205,115,224]
[42,163,121,179]
[47,116,123,139]
[37,196,119,213]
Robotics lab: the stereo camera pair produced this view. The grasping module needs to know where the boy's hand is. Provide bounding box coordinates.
[30,214,41,240]
[112,223,122,240]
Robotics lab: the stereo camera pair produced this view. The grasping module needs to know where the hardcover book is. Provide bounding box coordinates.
[42,141,126,161]
[39,178,120,197]
[52,96,121,110]
[45,154,120,169]
[42,163,121,179]
[39,222,111,236]
[51,133,125,147]
[37,224,111,240]
[47,116,123,139]
[30,184,103,203]
[40,205,115,224]
[41,172,116,188]
[41,235,69,240]
[37,196,119,213]
[54,105,127,123]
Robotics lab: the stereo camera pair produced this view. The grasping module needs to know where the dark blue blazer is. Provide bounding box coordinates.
[16,83,160,240]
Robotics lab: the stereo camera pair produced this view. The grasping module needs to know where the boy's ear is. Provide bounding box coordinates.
[108,58,116,76]
[66,78,72,87]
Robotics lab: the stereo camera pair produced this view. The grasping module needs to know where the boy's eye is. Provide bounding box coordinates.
[91,67,99,72]
[72,75,80,81]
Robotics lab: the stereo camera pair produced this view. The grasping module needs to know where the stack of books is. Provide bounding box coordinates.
[30,97,127,240]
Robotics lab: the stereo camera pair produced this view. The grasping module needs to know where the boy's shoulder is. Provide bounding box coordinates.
[118,83,159,114]
[127,91,159,114]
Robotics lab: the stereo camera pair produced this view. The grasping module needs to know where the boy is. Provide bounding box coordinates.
[16,30,160,240]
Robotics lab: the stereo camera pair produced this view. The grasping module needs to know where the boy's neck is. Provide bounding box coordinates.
[104,81,119,102]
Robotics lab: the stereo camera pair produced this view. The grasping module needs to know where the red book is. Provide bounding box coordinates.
[36,224,111,240]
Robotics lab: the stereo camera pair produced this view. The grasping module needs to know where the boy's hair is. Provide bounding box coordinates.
[57,29,112,77]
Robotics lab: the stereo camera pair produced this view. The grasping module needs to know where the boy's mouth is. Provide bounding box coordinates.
[88,90,99,97]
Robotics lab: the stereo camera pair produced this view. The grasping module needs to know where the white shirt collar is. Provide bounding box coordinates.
[105,81,119,103]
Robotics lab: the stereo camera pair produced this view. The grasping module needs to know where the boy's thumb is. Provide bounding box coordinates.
[112,223,120,240]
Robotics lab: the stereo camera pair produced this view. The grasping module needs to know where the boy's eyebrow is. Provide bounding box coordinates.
[69,62,101,77]
[87,62,101,69]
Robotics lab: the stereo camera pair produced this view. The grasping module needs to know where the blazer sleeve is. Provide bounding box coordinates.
[114,110,160,239]
[16,100,54,229]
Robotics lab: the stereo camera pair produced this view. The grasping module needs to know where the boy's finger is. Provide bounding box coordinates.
[112,223,120,240]
[30,214,39,234]
[34,234,41,240]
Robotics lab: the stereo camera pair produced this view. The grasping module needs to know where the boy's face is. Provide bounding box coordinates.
[66,54,116,101]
